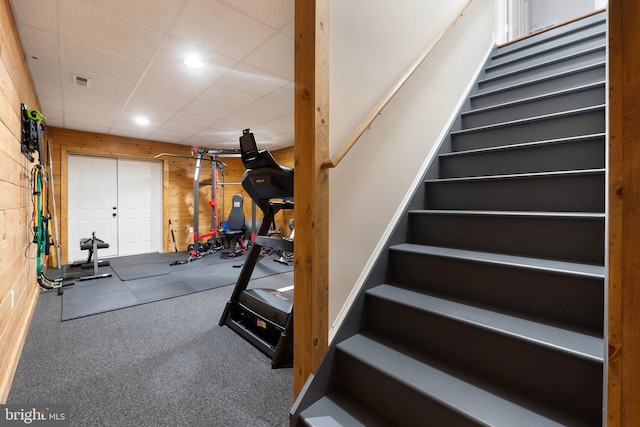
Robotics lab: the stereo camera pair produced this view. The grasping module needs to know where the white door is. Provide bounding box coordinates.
[68,155,163,262]
[117,159,162,256]
[68,155,119,262]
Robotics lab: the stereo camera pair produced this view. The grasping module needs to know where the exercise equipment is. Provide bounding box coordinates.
[24,108,75,294]
[20,103,43,163]
[169,219,178,252]
[223,194,248,257]
[219,129,294,368]
[157,148,240,265]
[77,232,112,281]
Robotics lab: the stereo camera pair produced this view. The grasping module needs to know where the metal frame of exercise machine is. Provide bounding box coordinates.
[219,129,294,368]
[155,147,242,264]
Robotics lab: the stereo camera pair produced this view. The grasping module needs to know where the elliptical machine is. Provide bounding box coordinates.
[219,129,294,368]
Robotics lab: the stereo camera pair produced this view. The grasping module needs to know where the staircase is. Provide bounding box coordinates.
[291,11,606,427]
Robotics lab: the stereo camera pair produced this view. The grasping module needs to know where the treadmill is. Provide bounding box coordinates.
[219,128,294,368]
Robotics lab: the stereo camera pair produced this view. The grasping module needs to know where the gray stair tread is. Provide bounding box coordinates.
[451,105,604,136]
[337,334,570,427]
[482,43,605,82]
[440,133,605,159]
[300,394,395,427]
[367,284,604,363]
[390,243,605,279]
[410,209,605,220]
[462,81,604,118]
[425,167,604,184]
[493,11,605,58]
[472,61,605,99]
[489,28,605,69]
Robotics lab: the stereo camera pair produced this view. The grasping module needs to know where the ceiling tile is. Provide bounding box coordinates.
[62,67,135,99]
[130,86,192,111]
[38,95,63,112]
[42,108,63,123]
[198,84,259,110]
[265,83,293,106]
[182,99,235,122]
[280,19,294,37]
[138,38,237,98]
[60,0,164,62]
[10,0,296,151]
[171,110,219,128]
[262,113,293,133]
[28,57,61,84]
[160,120,205,134]
[64,121,111,135]
[119,102,179,126]
[62,86,126,117]
[223,97,291,126]
[64,111,115,128]
[243,33,294,79]
[152,35,238,70]
[63,38,147,83]
[139,64,213,98]
[85,0,187,31]
[21,26,59,63]
[171,0,275,60]
[189,120,244,144]
[11,0,58,33]
[108,126,154,140]
[222,0,293,29]
[216,63,288,97]
[35,80,62,99]
[147,127,195,143]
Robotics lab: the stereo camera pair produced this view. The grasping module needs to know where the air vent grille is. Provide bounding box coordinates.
[72,74,91,87]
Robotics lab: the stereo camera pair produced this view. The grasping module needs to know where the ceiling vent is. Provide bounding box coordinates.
[72,74,92,87]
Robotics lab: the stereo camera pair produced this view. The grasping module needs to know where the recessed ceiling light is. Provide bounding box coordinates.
[184,56,204,69]
[135,116,150,126]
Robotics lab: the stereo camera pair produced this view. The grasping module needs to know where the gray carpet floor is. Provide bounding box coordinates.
[8,272,294,427]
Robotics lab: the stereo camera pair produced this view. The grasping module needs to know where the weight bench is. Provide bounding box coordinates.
[78,232,112,281]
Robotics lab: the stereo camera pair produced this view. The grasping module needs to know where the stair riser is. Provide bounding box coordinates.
[336,352,483,427]
[471,64,604,109]
[363,296,603,425]
[451,107,604,152]
[479,48,604,92]
[440,136,604,178]
[462,84,604,129]
[408,213,604,264]
[387,249,604,334]
[486,35,605,79]
[425,173,604,212]
[491,20,606,66]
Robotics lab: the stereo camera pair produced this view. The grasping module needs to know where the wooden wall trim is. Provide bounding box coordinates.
[607,1,640,425]
[293,0,330,397]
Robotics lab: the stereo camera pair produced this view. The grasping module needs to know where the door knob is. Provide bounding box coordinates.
[113,213,117,217]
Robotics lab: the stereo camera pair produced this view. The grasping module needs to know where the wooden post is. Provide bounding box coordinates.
[293,0,329,397]
[607,1,640,425]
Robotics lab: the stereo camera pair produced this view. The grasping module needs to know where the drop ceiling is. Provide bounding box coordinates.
[9,0,295,151]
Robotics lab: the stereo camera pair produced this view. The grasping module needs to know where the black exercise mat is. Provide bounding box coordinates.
[61,254,293,321]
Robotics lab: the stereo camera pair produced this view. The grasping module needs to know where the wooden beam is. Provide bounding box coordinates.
[293,0,329,397]
[607,1,640,425]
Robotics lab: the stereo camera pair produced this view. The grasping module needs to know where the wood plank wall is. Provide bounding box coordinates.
[0,0,42,403]
[46,127,294,264]
[607,0,640,425]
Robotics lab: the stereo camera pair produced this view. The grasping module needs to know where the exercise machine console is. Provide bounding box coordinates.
[219,129,294,368]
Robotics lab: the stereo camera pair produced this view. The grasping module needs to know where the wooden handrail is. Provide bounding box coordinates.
[321,0,475,169]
